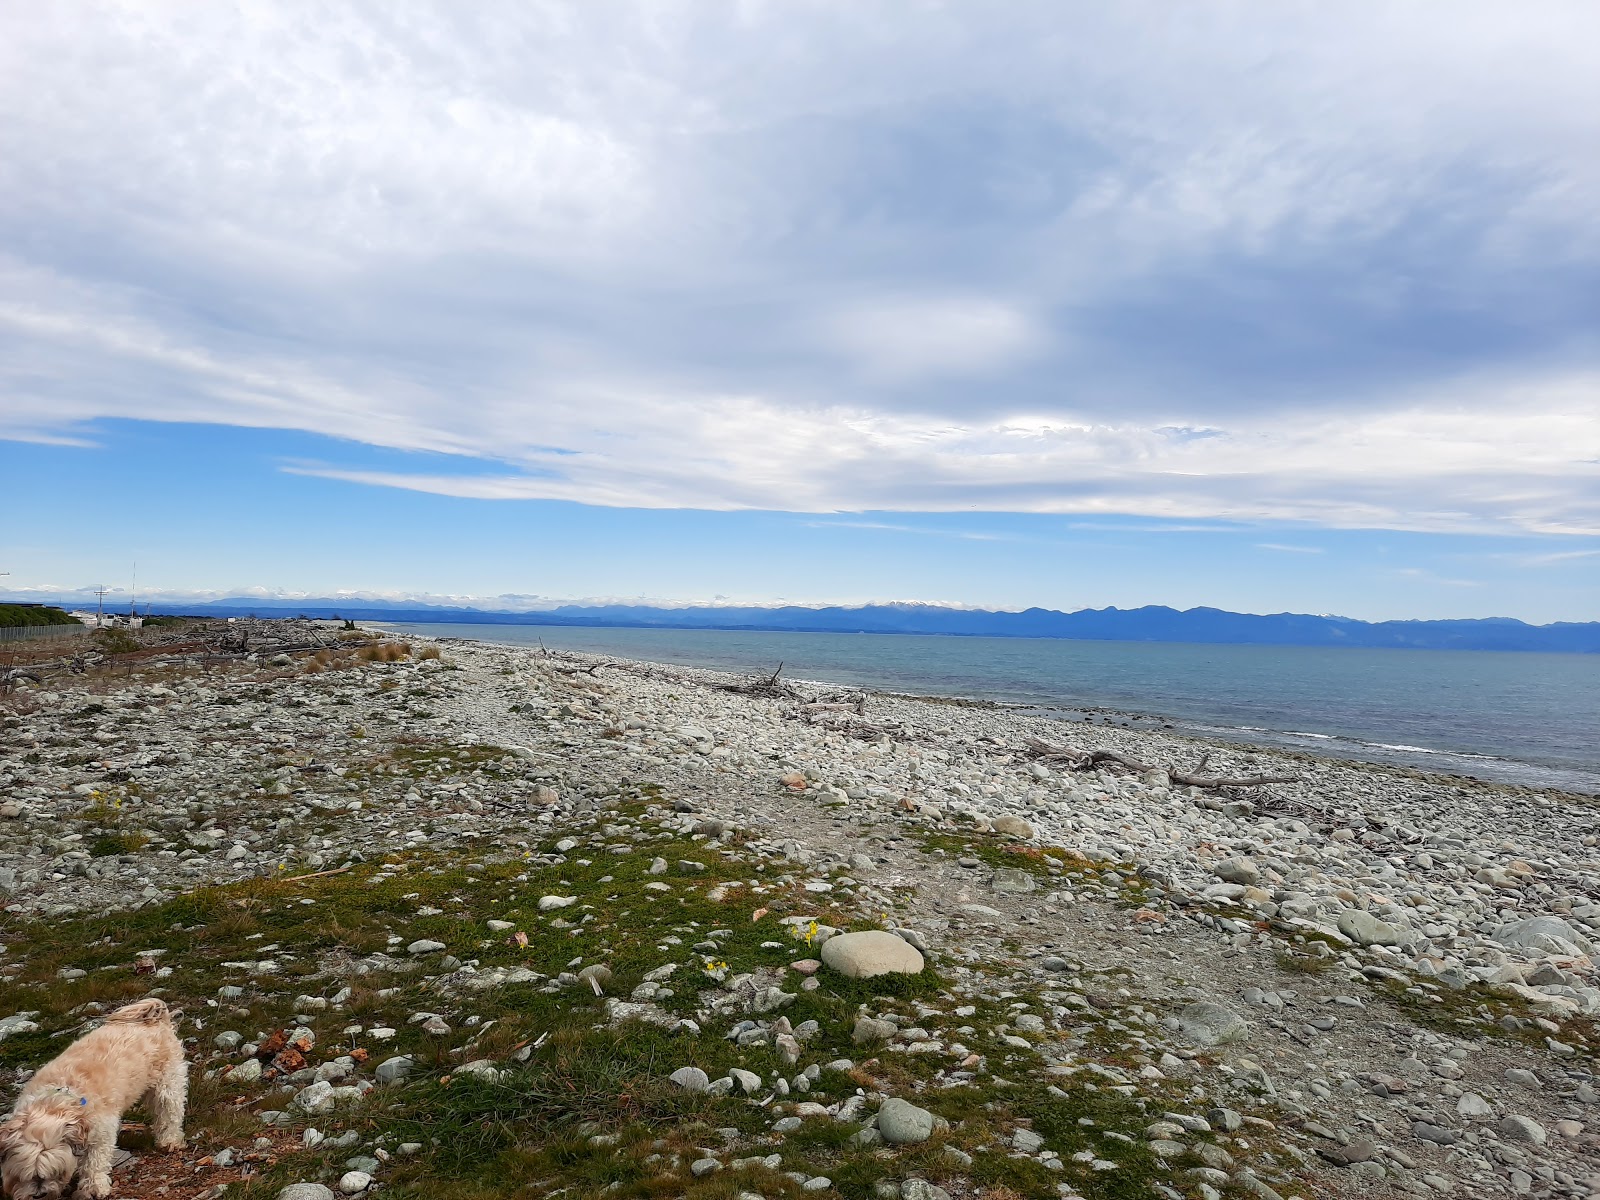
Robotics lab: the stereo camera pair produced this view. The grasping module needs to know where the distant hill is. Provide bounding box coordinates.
[143,598,1600,653]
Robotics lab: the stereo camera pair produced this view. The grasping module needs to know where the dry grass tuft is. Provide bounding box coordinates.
[358,641,412,663]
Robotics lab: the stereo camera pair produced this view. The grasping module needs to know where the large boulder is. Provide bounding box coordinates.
[820,931,924,979]
[669,1066,710,1092]
[1493,917,1595,959]
[990,867,1037,894]
[1212,857,1261,887]
[877,1097,938,1144]
[991,815,1034,840]
[1178,1002,1248,1047]
[1337,910,1404,947]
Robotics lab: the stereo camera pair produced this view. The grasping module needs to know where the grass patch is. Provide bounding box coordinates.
[89,830,151,856]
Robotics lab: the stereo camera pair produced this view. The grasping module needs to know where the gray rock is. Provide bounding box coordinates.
[1412,1121,1458,1146]
[1457,1092,1494,1119]
[989,867,1037,894]
[853,1017,897,1044]
[1213,856,1261,886]
[1177,1002,1248,1046]
[0,1012,41,1042]
[690,1157,720,1177]
[1497,1114,1547,1145]
[729,1068,762,1095]
[276,1187,335,1200]
[337,1171,373,1194]
[292,1081,336,1114]
[1336,910,1402,946]
[227,1058,263,1083]
[991,815,1034,839]
[1319,1138,1376,1167]
[374,1056,414,1084]
[900,1182,953,1200]
[670,1066,710,1092]
[1493,916,1595,958]
[877,1097,937,1145]
[820,931,924,979]
[406,939,445,955]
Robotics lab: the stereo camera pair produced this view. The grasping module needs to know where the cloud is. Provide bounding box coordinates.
[1256,544,1324,554]
[818,296,1042,381]
[799,519,1021,542]
[1514,548,1600,567]
[1,3,1598,536]
[1388,568,1483,588]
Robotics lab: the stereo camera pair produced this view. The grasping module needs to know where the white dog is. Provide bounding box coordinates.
[1,998,186,1200]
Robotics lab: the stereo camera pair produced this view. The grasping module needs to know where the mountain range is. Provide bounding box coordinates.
[129,598,1600,653]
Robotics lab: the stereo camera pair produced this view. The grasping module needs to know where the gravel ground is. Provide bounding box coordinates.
[1,625,1596,1200]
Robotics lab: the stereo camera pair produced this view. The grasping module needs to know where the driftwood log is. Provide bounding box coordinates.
[1025,736,1299,789]
[717,662,804,700]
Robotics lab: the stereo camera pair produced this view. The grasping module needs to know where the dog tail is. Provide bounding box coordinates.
[106,998,175,1025]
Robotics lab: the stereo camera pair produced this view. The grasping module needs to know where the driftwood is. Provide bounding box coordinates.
[553,661,604,677]
[282,864,354,883]
[0,666,44,694]
[787,692,915,742]
[1025,736,1299,790]
[717,661,803,700]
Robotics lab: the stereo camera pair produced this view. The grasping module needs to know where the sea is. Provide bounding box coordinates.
[383,622,1600,796]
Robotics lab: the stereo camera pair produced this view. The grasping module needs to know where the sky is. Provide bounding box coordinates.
[2,2,1598,623]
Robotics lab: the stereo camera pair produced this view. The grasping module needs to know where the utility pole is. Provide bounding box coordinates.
[94,587,108,627]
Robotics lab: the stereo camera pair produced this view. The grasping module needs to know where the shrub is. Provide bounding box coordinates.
[94,628,141,655]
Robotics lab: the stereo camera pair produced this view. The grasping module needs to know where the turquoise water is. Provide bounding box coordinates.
[387,622,1600,794]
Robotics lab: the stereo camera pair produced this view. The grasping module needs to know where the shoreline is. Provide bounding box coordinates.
[407,625,1600,798]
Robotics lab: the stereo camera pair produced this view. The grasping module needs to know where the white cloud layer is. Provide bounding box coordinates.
[1,2,1598,534]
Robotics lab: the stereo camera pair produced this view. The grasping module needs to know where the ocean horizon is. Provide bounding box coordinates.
[384,621,1600,796]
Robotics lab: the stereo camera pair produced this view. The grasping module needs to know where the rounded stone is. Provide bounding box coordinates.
[820,931,924,979]
[1177,1002,1248,1047]
[989,867,1037,894]
[669,1066,710,1092]
[1497,1114,1547,1145]
[1336,910,1403,947]
[338,1171,373,1194]
[1457,1092,1494,1120]
[277,1186,335,1200]
[374,1055,414,1084]
[1212,856,1261,886]
[877,1097,937,1145]
[991,815,1034,839]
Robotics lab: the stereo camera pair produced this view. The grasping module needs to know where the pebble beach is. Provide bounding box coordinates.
[1,623,1596,1200]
